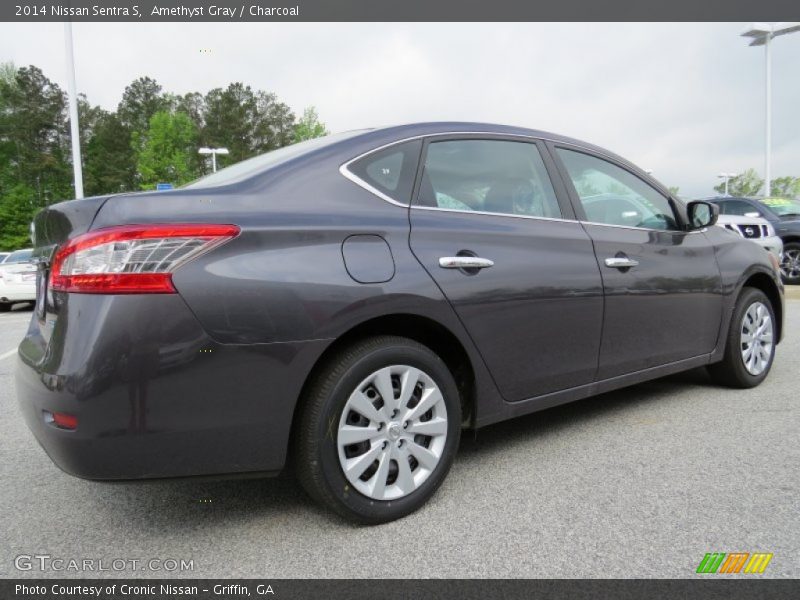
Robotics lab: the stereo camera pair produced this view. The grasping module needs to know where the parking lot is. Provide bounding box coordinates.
[1,293,798,579]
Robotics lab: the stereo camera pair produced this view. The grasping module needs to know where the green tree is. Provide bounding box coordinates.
[0,183,36,249]
[0,64,306,248]
[770,176,800,198]
[202,83,295,169]
[0,63,18,187]
[173,92,207,176]
[84,112,136,195]
[294,106,328,142]
[253,90,294,150]
[175,92,205,130]
[713,168,763,197]
[0,65,71,222]
[668,186,680,196]
[203,83,257,166]
[118,77,171,190]
[135,111,198,189]
[117,77,170,136]
[0,61,16,85]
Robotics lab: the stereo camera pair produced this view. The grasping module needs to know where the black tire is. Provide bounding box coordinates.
[293,335,461,524]
[780,242,800,285]
[707,287,776,388]
[0,303,10,313]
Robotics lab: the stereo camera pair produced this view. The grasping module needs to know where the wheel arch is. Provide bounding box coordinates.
[741,271,783,343]
[288,313,478,459]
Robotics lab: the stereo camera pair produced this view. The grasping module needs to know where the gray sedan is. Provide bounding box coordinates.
[17,122,784,523]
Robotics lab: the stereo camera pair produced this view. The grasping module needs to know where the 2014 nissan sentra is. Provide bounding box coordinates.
[16,123,784,523]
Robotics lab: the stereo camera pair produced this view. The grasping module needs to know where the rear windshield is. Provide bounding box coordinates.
[5,249,33,263]
[184,130,369,189]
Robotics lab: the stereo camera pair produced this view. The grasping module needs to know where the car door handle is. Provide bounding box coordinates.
[604,257,639,269]
[439,256,495,269]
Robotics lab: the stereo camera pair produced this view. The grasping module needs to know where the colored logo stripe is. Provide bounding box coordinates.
[696,552,773,574]
[719,553,749,573]
[697,553,726,573]
[744,553,773,574]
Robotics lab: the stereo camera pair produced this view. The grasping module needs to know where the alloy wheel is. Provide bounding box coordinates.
[336,365,448,501]
[780,248,800,280]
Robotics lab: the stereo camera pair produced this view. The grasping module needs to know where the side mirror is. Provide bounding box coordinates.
[686,201,718,230]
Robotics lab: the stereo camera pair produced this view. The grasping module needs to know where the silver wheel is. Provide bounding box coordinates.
[337,365,448,501]
[780,248,800,280]
[740,301,774,376]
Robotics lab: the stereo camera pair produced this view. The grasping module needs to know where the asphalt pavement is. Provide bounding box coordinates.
[1,297,798,579]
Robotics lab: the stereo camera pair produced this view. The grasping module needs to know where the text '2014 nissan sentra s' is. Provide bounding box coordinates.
[16,123,784,524]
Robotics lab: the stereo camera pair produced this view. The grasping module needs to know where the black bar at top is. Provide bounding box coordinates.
[1,0,799,22]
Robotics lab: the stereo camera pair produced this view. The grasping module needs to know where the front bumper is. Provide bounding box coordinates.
[15,293,328,480]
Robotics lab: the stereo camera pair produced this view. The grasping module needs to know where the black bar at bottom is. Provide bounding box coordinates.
[3,579,799,600]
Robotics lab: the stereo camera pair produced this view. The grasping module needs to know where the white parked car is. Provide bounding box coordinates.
[0,248,36,312]
[715,215,783,260]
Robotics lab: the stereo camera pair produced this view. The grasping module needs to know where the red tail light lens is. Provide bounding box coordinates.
[50,224,239,294]
[44,411,78,430]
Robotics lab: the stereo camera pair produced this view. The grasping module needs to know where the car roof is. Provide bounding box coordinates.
[181,121,657,195]
[350,121,625,158]
[334,122,651,187]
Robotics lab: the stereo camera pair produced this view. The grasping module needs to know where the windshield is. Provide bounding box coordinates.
[4,249,33,263]
[757,197,800,217]
[184,130,369,189]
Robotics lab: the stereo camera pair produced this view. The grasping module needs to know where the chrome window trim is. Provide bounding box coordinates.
[338,131,693,233]
[411,204,577,225]
[413,206,701,233]
[338,163,407,207]
[579,220,703,234]
[339,131,623,209]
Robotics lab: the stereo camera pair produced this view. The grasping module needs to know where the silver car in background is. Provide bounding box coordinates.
[715,214,783,260]
[0,248,36,312]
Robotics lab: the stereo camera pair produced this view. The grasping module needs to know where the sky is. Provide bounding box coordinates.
[1,22,798,197]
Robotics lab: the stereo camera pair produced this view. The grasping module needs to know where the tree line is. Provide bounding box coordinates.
[712,168,800,198]
[0,63,328,249]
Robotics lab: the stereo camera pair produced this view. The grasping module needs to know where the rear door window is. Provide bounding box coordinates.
[414,139,562,219]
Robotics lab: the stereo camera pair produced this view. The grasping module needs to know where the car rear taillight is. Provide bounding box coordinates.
[50,224,239,294]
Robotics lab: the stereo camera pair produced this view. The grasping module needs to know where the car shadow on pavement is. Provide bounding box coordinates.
[82,367,718,529]
[458,367,716,457]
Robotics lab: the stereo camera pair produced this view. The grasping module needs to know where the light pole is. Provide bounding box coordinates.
[198,147,230,173]
[717,172,738,196]
[64,22,84,199]
[741,22,800,197]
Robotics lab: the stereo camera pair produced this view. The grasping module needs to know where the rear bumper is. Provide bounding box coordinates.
[15,293,328,480]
